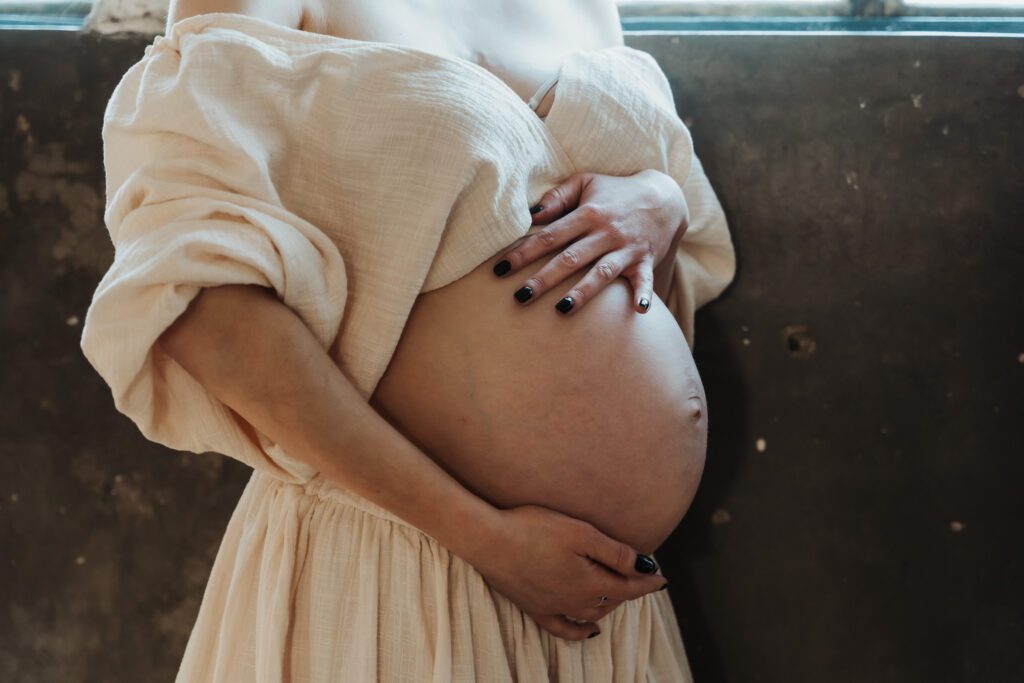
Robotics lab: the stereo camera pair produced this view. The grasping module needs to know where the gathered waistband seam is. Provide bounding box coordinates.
[288,475,425,535]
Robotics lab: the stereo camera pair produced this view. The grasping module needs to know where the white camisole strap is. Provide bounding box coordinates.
[526,68,561,114]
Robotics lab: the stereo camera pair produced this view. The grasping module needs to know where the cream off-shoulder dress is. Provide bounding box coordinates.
[80,12,735,682]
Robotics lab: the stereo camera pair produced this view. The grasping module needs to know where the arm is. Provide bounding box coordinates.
[97,14,668,639]
[159,282,501,563]
[159,283,667,640]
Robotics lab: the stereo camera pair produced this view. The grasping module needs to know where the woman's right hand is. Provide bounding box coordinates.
[468,504,669,641]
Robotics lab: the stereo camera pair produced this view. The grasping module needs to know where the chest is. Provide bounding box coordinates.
[311,0,621,102]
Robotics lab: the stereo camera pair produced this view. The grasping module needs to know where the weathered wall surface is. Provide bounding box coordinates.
[1,26,1021,683]
[631,33,1024,683]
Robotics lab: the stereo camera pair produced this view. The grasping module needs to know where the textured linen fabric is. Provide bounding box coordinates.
[79,11,735,682]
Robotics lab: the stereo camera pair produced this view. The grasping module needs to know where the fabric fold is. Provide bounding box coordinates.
[81,11,735,481]
[81,11,571,481]
[175,471,692,682]
[84,130,348,482]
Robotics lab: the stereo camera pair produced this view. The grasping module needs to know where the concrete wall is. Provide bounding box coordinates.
[1,25,1021,682]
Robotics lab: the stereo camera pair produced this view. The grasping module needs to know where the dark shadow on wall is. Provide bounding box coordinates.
[630,30,1024,683]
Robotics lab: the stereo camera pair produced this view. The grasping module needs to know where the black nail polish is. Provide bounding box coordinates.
[493,259,511,276]
[555,297,574,314]
[588,631,600,639]
[529,203,544,214]
[639,297,650,312]
[514,286,533,303]
[635,554,657,574]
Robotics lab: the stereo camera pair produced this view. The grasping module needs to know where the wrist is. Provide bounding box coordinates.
[436,488,507,568]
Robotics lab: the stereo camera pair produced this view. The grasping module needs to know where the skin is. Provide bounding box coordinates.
[169,0,622,114]
[298,0,625,115]
[168,0,687,308]
[302,0,688,310]
[162,0,693,641]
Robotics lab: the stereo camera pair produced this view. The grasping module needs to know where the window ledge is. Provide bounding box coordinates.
[622,15,1024,33]
[2,8,1022,35]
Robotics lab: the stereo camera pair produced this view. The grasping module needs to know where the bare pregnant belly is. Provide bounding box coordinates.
[368,245,708,554]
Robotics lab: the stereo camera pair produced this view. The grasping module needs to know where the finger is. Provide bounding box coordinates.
[529,172,593,225]
[551,248,635,316]
[495,204,597,280]
[578,528,668,602]
[581,561,667,602]
[622,257,656,314]
[598,573,670,603]
[531,613,601,641]
[564,600,623,624]
[510,230,616,307]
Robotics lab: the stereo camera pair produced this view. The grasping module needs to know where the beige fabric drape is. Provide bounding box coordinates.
[80,12,735,681]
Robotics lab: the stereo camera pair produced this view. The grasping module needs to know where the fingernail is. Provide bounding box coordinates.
[514,286,533,303]
[635,554,657,574]
[529,203,544,214]
[555,296,574,314]
[659,582,670,591]
[493,259,511,276]
[588,631,600,639]
[639,297,650,312]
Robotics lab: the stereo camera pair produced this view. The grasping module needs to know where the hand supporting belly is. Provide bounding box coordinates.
[370,247,708,554]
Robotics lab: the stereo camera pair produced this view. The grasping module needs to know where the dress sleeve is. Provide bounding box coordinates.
[79,57,348,484]
[550,46,737,346]
[662,152,737,348]
[626,49,737,347]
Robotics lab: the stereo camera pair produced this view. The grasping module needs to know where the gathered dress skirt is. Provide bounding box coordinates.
[175,468,694,682]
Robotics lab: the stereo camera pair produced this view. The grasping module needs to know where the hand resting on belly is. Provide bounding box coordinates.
[369,244,708,556]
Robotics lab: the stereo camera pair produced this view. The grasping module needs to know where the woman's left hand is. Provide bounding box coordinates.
[492,169,689,315]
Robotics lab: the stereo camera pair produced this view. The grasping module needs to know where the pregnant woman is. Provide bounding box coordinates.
[80,0,736,679]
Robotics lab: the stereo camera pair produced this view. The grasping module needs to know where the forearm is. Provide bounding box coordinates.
[158,283,501,563]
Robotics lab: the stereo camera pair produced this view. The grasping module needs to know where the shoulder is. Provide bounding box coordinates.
[166,0,315,32]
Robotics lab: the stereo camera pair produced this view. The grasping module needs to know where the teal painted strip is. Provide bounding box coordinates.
[1,13,1021,34]
[0,14,83,29]
[621,16,1024,33]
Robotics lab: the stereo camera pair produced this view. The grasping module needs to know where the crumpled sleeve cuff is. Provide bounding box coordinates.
[664,152,737,348]
[81,171,348,483]
[587,47,737,345]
